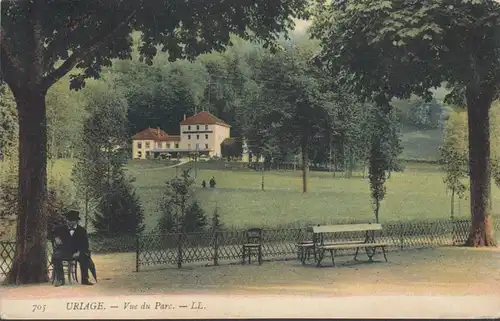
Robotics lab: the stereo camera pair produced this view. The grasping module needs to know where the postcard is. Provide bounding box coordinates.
[1,0,500,319]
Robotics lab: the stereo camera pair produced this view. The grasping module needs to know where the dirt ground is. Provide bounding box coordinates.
[2,246,500,298]
[2,247,500,318]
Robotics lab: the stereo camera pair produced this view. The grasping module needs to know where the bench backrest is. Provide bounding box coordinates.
[311,223,383,234]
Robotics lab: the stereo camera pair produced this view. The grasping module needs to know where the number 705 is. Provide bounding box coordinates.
[32,304,46,312]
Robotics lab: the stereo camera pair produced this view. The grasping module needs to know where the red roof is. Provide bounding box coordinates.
[131,128,180,142]
[180,111,231,127]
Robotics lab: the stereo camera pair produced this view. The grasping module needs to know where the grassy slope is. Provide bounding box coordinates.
[129,162,485,231]
[43,122,458,232]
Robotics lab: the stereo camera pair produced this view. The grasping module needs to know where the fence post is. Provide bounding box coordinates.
[213,230,219,266]
[399,224,404,250]
[451,217,456,246]
[177,233,183,269]
[135,234,140,272]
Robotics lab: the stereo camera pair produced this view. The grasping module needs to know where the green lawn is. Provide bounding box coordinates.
[12,158,490,232]
[131,162,481,231]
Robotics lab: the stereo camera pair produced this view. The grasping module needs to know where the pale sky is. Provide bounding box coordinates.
[294,19,312,33]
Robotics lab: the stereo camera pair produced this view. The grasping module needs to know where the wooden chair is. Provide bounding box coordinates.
[242,228,262,265]
[51,259,78,285]
[50,239,78,284]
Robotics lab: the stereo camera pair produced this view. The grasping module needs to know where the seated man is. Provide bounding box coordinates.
[49,210,93,286]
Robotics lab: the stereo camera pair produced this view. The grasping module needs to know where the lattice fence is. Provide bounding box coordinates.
[0,218,498,276]
[137,218,498,271]
[0,241,15,276]
[0,242,54,278]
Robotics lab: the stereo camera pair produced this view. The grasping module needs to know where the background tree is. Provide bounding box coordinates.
[157,169,208,233]
[366,101,403,223]
[92,170,145,236]
[439,109,469,219]
[221,138,244,161]
[311,0,500,246]
[0,84,17,158]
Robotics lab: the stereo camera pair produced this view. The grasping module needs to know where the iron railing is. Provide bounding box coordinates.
[136,218,499,271]
[1,218,498,276]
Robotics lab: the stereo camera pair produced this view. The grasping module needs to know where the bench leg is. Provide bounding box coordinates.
[258,246,262,265]
[316,250,324,267]
[330,250,335,267]
[365,247,375,262]
[381,246,388,262]
[354,247,360,261]
[300,248,308,265]
[242,248,246,265]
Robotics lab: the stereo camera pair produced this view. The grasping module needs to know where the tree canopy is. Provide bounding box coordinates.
[0,0,310,285]
[311,0,500,246]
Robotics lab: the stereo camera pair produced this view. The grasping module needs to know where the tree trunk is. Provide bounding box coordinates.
[465,84,496,247]
[301,145,308,193]
[5,88,49,284]
[450,187,455,220]
[374,199,380,224]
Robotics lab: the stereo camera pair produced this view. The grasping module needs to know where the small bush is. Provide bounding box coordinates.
[92,169,145,237]
[157,169,209,233]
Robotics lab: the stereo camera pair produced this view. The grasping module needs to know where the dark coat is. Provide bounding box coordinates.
[49,224,90,258]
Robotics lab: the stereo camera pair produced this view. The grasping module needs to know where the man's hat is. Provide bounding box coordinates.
[65,210,81,221]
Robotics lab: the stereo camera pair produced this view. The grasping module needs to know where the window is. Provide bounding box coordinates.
[156,142,161,148]
[188,135,191,139]
[205,125,208,130]
[175,143,179,148]
[145,142,150,149]
[167,144,171,148]
[205,144,208,149]
[196,143,199,149]
[188,125,191,130]
[196,135,199,140]
[188,144,191,149]
[196,125,199,130]
[137,142,142,149]
[205,134,208,139]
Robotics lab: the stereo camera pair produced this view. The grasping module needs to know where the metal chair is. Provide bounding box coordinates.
[242,228,262,265]
[297,227,316,264]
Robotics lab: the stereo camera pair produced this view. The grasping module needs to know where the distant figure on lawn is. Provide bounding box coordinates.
[209,177,216,188]
[49,210,94,287]
[202,180,207,188]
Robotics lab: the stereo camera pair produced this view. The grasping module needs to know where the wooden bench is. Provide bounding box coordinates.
[310,223,389,267]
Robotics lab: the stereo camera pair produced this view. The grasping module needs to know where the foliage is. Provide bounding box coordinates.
[46,79,86,159]
[0,85,17,158]
[157,169,208,233]
[311,0,500,245]
[221,138,244,161]
[1,0,309,284]
[366,102,403,223]
[408,98,442,129]
[211,206,224,231]
[439,110,469,201]
[92,169,145,236]
[183,201,208,233]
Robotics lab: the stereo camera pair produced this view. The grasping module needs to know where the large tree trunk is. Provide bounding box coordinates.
[465,85,496,247]
[5,88,49,284]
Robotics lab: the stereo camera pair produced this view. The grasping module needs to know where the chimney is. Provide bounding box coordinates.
[183,114,186,121]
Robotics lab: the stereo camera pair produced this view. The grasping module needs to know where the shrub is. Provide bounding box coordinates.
[157,168,209,233]
[92,169,145,236]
